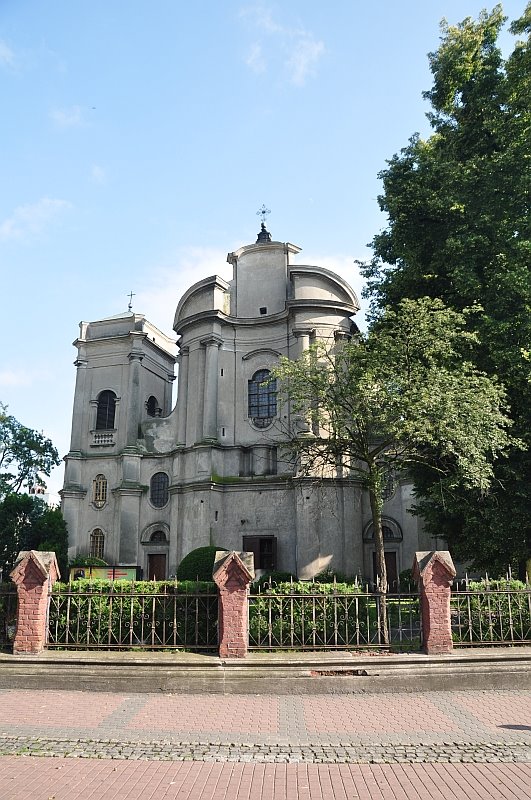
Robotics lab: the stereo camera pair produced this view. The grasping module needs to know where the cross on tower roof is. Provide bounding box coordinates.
[256,204,271,225]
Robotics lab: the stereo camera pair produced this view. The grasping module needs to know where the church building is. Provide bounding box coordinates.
[61,223,432,582]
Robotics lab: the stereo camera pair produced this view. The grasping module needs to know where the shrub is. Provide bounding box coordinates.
[252,571,295,591]
[176,546,226,582]
[69,555,108,567]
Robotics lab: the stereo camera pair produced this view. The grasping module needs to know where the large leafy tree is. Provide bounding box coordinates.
[361,5,531,573]
[274,298,515,639]
[0,404,67,580]
[0,403,60,498]
[0,493,68,581]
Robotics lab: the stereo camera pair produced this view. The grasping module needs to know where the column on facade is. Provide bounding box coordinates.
[69,357,88,453]
[176,345,189,445]
[201,335,223,442]
[292,328,315,433]
[292,327,314,357]
[126,350,143,447]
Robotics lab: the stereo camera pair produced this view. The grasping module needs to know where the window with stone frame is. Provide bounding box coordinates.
[248,369,277,428]
[92,474,107,508]
[150,472,169,508]
[89,528,105,559]
[95,390,116,430]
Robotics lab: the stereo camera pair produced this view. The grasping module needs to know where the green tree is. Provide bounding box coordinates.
[0,494,68,580]
[0,403,60,498]
[274,298,516,641]
[361,5,531,573]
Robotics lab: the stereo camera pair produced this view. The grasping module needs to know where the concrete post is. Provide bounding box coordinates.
[213,550,254,659]
[9,551,60,655]
[413,550,456,655]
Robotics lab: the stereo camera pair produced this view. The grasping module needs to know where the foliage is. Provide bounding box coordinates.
[451,578,531,644]
[48,579,218,650]
[0,403,60,498]
[399,569,415,591]
[249,580,420,649]
[0,582,17,649]
[176,546,226,582]
[32,507,69,579]
[274,298,516,608]
[312,568,355,584]
[0,493,68,579]
[361,6,531,570]
[69,555,108,567]
[252,571,296,591]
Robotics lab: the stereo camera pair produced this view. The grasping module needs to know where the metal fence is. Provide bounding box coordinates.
[248,588,421,650]
[48,583,219,651]
[451,576,531,647]
[0,584,17,650]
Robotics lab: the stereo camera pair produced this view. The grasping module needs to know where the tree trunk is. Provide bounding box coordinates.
[368,481,389,646]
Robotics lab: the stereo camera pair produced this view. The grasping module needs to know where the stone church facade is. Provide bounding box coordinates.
[61,225,432,582]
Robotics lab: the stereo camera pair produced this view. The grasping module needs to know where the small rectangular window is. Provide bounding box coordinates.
[259,307,267,315]
[220,368,224,376]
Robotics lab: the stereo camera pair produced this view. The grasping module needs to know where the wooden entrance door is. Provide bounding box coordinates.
[147,553,166,581]
[372,551,398,591]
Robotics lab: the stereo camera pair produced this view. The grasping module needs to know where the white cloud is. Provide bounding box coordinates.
[286,36,325,87]
[0,40,14,67]
[90,164,106,184]
[245,42,266,74]
[50,105,83,127]
[0,369,32,388]
[239,5,324,87]
[0,197,71,243]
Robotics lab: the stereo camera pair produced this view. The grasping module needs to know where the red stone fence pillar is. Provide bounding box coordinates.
[413,550,456,655]
[9,551,60,655]
[213,550,254,659]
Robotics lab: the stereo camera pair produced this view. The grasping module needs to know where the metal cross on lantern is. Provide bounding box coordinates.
[256,205,271,225]
[127,291,135,312]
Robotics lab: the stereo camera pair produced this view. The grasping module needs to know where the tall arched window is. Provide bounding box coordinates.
[150,472,169,508]
[92,474,107,508]
[90,528,105,559]
[96,390,116,430]
[248,369,277,428]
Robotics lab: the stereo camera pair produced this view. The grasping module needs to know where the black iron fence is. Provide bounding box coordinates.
[451,576,531,646]
[47,580,218,651]
[248,583,421,650]
[0,583,17,650]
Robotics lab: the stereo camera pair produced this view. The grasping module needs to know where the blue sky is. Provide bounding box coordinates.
[0,1,526,494]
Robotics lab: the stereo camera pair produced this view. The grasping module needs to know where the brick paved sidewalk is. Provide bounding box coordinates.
[0,689,530,798]
[1,757,530,799]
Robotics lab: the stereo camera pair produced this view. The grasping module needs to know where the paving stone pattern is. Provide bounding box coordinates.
[0,689,530,764]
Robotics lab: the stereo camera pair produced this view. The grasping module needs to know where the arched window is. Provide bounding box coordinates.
[150,472,169,508]
[248,369,277,428]
[146,395,159,417]
[96,390,116,430]
[150,530,167,543]
[90,528,105,559]
[92,474,107,508]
